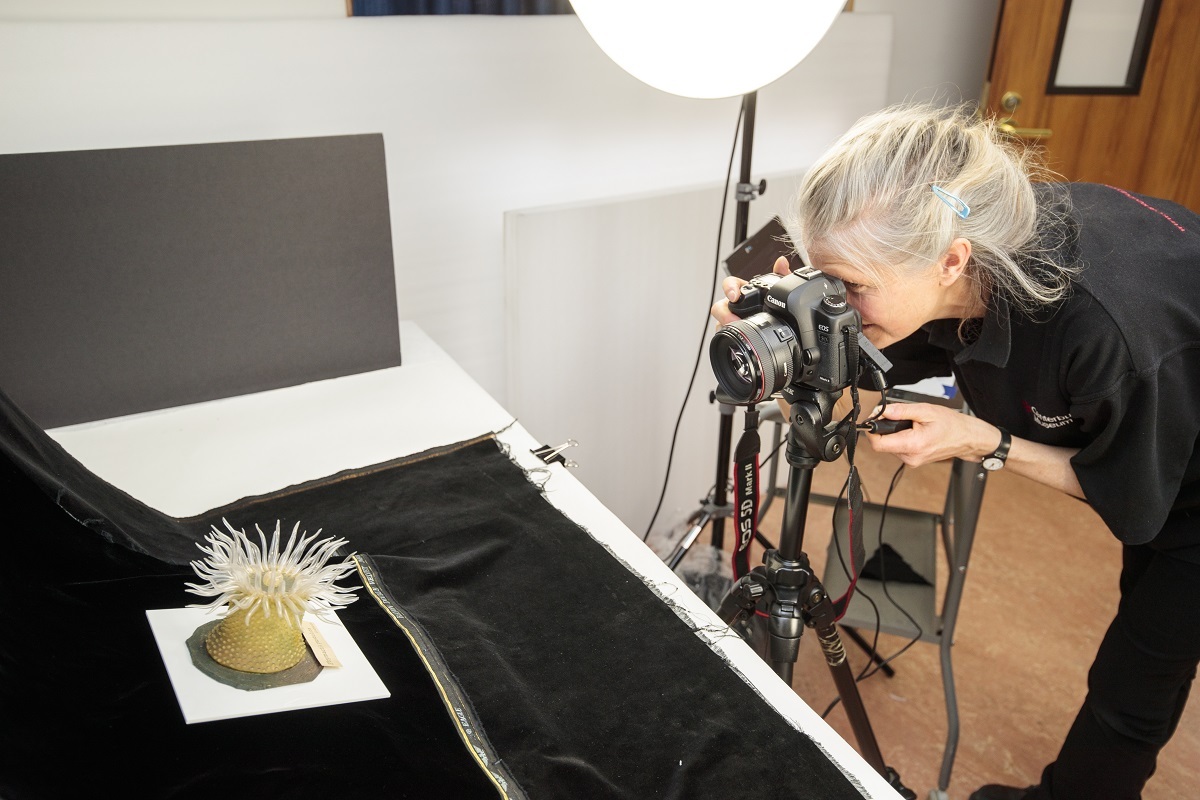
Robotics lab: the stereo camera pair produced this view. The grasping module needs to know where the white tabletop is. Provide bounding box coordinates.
[48,321,900,799]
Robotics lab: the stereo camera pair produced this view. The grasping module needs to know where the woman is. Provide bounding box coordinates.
[710,103,1200,800]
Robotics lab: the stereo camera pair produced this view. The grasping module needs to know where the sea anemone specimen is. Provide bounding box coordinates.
[186,519,360,674]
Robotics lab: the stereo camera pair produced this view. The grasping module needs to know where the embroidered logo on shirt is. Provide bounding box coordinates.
[1029,405,1074,429]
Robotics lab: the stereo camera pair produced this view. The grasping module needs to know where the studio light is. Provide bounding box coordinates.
[570,0,844,99]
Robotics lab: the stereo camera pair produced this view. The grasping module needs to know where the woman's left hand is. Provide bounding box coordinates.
[864,401,1002,468]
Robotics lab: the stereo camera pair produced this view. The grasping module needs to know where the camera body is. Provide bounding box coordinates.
[710,266,863,405]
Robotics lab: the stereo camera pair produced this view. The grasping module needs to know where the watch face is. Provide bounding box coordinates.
[982,456,1003,471]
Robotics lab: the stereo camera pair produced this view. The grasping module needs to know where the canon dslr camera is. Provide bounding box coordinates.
[710,265,890,405]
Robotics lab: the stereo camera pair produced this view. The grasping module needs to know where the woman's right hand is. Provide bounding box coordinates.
[709,255,793,327]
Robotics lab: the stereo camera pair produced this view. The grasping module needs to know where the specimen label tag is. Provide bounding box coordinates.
[302,620,342,667]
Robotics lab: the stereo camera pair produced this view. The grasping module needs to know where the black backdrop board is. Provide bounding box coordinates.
[0,386,869,800]
[0,135,401,429]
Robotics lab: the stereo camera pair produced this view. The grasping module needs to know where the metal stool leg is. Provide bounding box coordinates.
[935,458,987,795]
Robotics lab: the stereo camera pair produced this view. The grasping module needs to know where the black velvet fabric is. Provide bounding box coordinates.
[0,388,866,799]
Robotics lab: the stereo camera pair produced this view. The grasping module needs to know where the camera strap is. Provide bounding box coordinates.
[831,465,866,620]
[731,406,760,580]
[831,329,867,620]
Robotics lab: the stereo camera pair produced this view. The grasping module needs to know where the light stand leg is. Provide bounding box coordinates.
[666,509,712,570]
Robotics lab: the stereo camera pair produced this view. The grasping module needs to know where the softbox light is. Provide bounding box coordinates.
[570,0,845,99]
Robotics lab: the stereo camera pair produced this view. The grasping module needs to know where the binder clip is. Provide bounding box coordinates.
[532,439,578,468]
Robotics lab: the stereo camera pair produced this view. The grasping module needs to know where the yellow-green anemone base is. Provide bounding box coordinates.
[205,607,307,674]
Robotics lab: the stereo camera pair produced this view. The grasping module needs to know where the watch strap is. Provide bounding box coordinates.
[983,427,1011,470]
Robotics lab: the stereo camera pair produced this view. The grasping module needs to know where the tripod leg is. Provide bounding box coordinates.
[816,620,888,775]
[810,598,915,797]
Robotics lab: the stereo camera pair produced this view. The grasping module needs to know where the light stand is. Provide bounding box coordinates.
[664,93,804,572]
[700,92,763,556]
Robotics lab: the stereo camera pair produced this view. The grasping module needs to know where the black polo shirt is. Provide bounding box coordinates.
[885,183,1200,560]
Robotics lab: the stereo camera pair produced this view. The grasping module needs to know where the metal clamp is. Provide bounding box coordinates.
[531,439,578,468]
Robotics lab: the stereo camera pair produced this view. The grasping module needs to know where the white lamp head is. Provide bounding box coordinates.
[570,0,845,99]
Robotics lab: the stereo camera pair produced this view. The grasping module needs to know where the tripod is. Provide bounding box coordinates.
[716,386,915,799]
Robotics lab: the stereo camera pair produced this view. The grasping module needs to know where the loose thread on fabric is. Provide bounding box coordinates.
[525,467,553,490]
[493,417,519,436]
[648,580,743,642]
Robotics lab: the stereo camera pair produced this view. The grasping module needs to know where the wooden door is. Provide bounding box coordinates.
[985,0,1200,210]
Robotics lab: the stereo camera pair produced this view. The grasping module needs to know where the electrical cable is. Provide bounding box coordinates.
[820,460,926,719]
[828,470,884,629]
[854,462,924,682]
[643,98,745,541]
[761,424,787,469]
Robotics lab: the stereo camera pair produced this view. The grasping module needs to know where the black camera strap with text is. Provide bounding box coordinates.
[831,328,868,620]
[731,406,760,580]
[831,457,867,620]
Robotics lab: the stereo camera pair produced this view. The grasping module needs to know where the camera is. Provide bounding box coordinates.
[710,265,890,405]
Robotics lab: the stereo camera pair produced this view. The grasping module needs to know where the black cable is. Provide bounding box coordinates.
[643,98,746,541]
[820,461,926,718]
[824,468,885,677]
[854,463,924,682]
[862,389,891,426]
[760,422,787,469]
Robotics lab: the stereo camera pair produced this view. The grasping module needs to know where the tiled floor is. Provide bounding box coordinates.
[696,443,1200,799]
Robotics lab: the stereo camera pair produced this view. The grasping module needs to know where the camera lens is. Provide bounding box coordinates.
[710,314,800,404]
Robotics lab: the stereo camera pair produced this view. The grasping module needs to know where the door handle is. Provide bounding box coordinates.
[998,121,1054,139]
[997,90,1053,139]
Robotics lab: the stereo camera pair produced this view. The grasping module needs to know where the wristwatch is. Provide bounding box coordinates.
[981,427,1011,471]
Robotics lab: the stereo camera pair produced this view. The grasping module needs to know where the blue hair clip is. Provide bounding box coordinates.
[932,185,970,220]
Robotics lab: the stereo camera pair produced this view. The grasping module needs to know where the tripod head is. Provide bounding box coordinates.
[779,385,850,466]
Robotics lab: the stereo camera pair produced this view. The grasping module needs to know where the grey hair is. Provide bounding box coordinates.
[790,102,1076,314]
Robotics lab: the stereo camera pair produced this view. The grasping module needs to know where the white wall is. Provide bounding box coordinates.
[856,0,1001,105]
